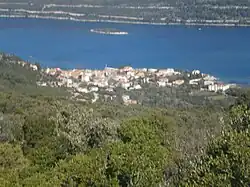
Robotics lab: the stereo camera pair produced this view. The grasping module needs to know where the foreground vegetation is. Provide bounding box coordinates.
[1,53,250,186]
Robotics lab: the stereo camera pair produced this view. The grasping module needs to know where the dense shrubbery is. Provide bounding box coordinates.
[178,104,250,186]
[1,54,250,186]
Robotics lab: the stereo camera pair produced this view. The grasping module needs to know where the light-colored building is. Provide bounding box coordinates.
[92,93,99,103]
[135,72,145,78]
[158,68,175,76]
[148,68,158,73]
[143,77,150,84]
[134,84,142,90]
[173,79,185,86]
[77,87,89,93]
[204,80,214,86]
[89,86,99,92]
[122,95,137,105]
[120,66,133,72]
[157,81,166,87]
[192,70,201,75]
[106,88,114,92]
[208,84,233,92]
[137,68,147,72]
[81,75,90,82]
[204,75,217,81]
[30,64,38,71]
[122,95,130,102]
[36,82,47,87]
[121,82,131,90]
[127,71,135,77]
[189,78,201,85]
[66,79,73,88]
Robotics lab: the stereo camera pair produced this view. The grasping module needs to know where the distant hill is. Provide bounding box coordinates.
[0,0,250,26]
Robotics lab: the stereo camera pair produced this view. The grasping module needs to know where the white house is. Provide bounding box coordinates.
[208,84,232,92]
[30,64,38,71]
[158,68,175,76]
[121,82,131,90]
[66,79,73,88]
[204,80,214,86]
[157,81,166,87]
[173,80,185,86]
[133,84,142,90]
[148,68,158,73]
[192,70,201,75]
[189,78,201,85]
[89,86,99,92]
[122,95,130,102]
[77,87,89,93]
[143,77,150,84]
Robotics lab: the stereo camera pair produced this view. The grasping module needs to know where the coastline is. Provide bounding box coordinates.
[1,15,250,27]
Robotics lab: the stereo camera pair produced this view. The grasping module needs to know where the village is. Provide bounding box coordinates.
[35,65,236,105]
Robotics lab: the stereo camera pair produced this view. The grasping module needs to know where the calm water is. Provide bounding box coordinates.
[0,18,250,84]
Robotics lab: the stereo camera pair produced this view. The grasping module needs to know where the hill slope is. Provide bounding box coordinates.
[0,0,250,25]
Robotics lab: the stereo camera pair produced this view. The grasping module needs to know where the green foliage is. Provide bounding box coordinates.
[230,104,250,132]
[227,88,250,106]
[106,142,168,187]
[55,150,110,187]
[178,104,250,186]
[51,103,119,152]
[0,88,226,186]
[0,143,29,186]
[0,143,28,170]
[0,54,68,96]
[119,113,176,147]
[180,130,250,187]
[44,116,170,187]
[0,52,248,186]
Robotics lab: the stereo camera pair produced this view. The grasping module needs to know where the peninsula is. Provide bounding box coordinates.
[0,52,238,107]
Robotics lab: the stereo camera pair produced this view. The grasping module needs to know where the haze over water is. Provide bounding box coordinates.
[0,18,250,84]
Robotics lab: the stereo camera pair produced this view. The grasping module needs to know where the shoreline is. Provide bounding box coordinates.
[1,15,250,27]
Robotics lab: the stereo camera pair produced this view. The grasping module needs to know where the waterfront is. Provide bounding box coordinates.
[0,18,250,84]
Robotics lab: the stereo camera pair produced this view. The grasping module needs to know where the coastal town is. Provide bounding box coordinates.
[34,64,236,105]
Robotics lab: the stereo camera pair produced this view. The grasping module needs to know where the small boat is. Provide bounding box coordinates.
[198,28,202,31]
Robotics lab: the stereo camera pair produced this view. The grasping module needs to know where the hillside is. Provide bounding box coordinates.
[1,53,250,186]
[0,53,69,96]
[0,0,250,26]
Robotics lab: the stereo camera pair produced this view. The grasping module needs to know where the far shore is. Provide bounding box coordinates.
[1,15,250,28]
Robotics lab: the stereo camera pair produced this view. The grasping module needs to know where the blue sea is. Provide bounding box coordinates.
[0,18,250,84]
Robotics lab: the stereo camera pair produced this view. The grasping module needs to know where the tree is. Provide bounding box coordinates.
[179,104,250,186]
[36,116,172,187]
[51,103,118,152]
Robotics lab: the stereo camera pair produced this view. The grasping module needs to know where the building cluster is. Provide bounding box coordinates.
[0,53,238,105]
[39,66,235,104]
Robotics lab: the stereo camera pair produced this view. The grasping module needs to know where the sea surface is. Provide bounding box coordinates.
[0,18,250,84]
